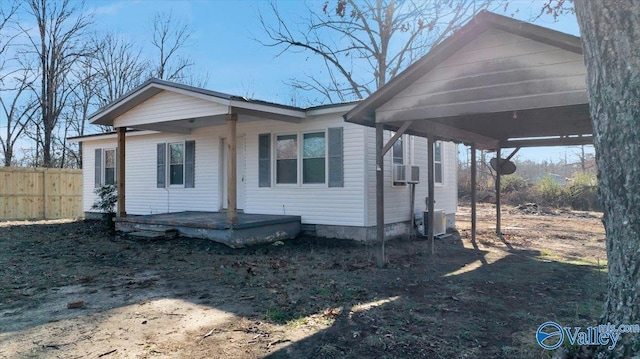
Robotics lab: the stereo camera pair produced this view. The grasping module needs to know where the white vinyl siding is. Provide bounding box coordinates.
[113,90,228,128]
[82,128,218,215]
[82,116,367,227]
[80,92,457,230]
[365,128,457,226]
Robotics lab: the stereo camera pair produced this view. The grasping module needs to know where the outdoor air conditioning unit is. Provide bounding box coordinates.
[407,166,420,183]
[393,164,407,182]
[423,209,447,236]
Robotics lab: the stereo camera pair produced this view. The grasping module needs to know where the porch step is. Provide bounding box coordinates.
[127,229,178,240]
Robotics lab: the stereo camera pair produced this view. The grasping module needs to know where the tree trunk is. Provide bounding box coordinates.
[575,2,640,357]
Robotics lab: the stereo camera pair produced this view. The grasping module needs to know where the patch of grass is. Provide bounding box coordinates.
[263,306,295,324]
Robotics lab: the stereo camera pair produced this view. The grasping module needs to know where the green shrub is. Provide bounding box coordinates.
[566,172,600,211]
[91,184,117,214]
[501,174,530,193]
[536,176,565,208]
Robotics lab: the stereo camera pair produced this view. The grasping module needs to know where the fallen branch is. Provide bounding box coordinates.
[98,349,117,357]
[268,339,291,348]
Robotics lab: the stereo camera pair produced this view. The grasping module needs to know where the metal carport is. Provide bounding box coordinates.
[344,11,592,262]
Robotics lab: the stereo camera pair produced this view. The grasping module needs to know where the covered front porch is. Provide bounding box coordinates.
[88,79,308,247]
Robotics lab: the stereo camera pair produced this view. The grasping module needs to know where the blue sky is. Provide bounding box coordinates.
[25,0,591,163]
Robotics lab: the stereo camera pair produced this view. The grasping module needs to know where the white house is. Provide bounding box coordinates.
[72,78,457,241]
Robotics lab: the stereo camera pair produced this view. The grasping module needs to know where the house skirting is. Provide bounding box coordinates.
[311,213,455,242]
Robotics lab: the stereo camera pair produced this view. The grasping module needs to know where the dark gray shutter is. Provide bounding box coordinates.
[114,148,118,185]
[258,133,271,187]
[328,127,344,187]
[94,149,102,188]
[185,140,195,188]
[157,143,166,188]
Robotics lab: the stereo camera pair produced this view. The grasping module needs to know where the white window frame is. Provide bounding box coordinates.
[275,133,299,186]
[301,130,327,185]
[168,142,185,188]
[391,132,407,187]
[273,130,328,187]
[103,148,116,185]
[434,140,443,185]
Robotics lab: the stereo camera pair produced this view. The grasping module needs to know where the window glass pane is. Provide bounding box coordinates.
[393,135,403,164]
[105,150,115,168]
[276,134,297,184]
[276,135,297,159]
[170,164,184,185]
[435,163,443,184]
[303,132,325,158]
[104,168,115,185]
[434,141,442,161]
[303,158,325,184]
[302,132,326,184]
[276,159,297,184]
[170,143,184,164]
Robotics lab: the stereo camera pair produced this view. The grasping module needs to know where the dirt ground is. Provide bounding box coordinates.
[1,203,606,358]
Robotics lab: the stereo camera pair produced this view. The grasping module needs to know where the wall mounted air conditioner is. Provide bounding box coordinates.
[423,210,446,236]
[393,164,407,182]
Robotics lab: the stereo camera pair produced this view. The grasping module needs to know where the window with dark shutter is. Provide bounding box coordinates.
[328,127,344,187]
[185,140,195,188]
[157,143,166,188]
[95,149,103,188]
[258,133,271,187]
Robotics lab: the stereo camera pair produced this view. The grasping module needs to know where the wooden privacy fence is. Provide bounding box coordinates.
[0,167,83,220]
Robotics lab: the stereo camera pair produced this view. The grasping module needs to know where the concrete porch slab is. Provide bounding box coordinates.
[115,211,301,248]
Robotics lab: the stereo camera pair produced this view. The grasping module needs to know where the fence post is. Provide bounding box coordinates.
[43,168,48,220]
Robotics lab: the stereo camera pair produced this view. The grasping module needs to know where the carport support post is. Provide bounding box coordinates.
[427,134,435,255]
[495,148,501,235]
[471,144,477,242]
[116,127,126,218]
[375,122,385,267]
[226,113,238,225]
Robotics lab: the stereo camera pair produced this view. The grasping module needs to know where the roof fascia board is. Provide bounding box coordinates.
[305,103,357,117]
[68,130,160,143]
[229,100,306,119]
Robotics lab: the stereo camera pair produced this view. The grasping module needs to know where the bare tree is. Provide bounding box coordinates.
[574,2,640,357]
[259,0,503,103]
[21,0,92,167]
[92,33,147,107]
[0,0,20,84]
[150,11,194,83]
[0,68,37,166]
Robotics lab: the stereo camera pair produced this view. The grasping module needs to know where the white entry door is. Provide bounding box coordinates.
[221,136,246,210]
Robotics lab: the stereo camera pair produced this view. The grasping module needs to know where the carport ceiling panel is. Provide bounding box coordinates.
[375,27,588,127]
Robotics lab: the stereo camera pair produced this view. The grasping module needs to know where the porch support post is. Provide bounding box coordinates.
[116,127,126,218]
[470,144,477,243]
[381,120,413,156]
[375,122,385,268]
[226,113,238,224]
[427,134,435,255]
[495,148,502,235]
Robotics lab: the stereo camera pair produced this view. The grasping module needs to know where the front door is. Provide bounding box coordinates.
[221,136,246,210]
